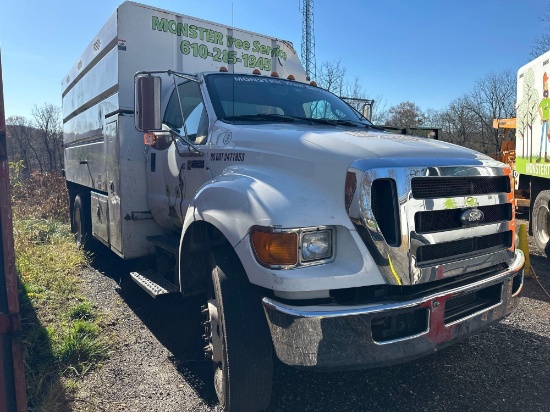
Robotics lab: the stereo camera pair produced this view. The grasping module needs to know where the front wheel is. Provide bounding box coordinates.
[203,243,273,412]
[533,190,550,257]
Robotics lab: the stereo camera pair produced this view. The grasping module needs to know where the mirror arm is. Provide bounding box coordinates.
[168,72,204,156]
[169,128,204,156]
[168,70,202,83]
[171,75,192,144]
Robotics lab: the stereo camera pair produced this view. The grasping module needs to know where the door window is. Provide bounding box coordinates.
[164,81,208,143]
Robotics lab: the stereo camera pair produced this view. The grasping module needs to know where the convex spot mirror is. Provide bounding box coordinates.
[135,75,162,132]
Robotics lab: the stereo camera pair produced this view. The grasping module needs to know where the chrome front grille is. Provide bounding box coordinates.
[415,231,513,266]
[414,203,512,233]
[346,162,515,287]
[410,176,510,199]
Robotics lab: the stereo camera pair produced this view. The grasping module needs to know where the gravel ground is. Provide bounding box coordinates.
[70,221,550,412]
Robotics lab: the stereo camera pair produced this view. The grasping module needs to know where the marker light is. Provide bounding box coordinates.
[271,72,279,78]
[251,229,297,267]
[219,66,228,72]
[252,69,261,75]
[287,74,295,80]
[144,132,155,146]
[310,81,318,87]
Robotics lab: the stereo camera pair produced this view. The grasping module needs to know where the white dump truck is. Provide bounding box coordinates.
[63,2,525,410]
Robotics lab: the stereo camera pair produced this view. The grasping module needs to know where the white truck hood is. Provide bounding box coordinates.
[206,122,502,233]
[218,122,496,168]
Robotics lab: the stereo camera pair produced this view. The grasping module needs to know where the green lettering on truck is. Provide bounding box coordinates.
[168,20,176,34]
[177,22,188,37]
[152,16,168,32]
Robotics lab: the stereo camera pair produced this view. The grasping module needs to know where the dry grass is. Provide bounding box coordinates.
[10,171,70,222]
[11,172,109,411]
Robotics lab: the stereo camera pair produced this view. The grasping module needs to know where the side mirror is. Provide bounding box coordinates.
[135,75,162,131]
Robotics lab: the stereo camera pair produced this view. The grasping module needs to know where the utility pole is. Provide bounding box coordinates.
[301,0,316,81]
[0,48,28,412]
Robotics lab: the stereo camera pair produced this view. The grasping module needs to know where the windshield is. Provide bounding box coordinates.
[204,74,373,126]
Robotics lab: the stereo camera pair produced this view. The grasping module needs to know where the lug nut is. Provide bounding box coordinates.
[204,345,213,359]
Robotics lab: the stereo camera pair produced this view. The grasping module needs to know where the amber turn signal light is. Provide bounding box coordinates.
[251,230,298,267]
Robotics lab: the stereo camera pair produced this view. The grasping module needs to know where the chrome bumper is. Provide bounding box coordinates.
[262,250,524,370]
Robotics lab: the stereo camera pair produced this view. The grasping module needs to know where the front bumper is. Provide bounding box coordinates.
[262,250,524,370]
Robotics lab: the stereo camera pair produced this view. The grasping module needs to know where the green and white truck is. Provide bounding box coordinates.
[516,50,550,255]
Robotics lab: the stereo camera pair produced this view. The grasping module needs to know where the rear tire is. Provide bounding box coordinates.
[533,190,550,257]
[203,243,273,412]
[73,194,91,249]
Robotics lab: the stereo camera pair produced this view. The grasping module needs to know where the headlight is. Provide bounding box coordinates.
[301,230,332,261]
[251,226,334,268]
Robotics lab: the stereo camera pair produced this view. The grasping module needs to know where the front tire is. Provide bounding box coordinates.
[203,243,273,411]
[533,190,550,257]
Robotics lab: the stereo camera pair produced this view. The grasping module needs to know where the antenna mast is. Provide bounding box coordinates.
[301,0,316,80]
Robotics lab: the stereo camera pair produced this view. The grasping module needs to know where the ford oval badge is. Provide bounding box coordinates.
[460,208,485,225]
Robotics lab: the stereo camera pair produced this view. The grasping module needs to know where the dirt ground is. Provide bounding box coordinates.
[70,220,550,412]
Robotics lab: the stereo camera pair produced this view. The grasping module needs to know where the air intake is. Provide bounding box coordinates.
[371,179,401,247]
[416,231,512,266]
[411,176,510,199]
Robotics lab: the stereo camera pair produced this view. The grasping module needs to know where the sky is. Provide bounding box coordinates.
[0,0,547,120]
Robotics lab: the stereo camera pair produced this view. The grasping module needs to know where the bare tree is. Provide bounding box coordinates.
[531,3,550,58]
[6,104,63,175]
[439,97,480,149]
[465,70,516,155]
[385,101,425,128]
[422,108,444,128]
[6,116,43,174]
[317,59,393,125]
[32,104,62,172]
[317,59,347,95]
[371,95,389,125]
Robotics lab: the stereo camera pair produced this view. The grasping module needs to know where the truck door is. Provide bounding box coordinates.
[147,80,210,230]
[105,120,123,253]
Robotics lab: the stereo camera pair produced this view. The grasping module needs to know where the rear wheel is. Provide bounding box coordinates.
[73,194,91,248]
[533,190,550,257]
[202,243,273,412]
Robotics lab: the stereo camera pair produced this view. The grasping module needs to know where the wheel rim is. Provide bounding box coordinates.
[74,206,83,246]
[204,300,223,363]
[537,204,550,245]
[202,278,225,404]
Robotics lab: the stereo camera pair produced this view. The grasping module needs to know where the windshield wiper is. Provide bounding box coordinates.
[320,119,362,127]
[222,114,385,131]
[328,119,386,130]
[223,114,296,123]
[287,116,365,128]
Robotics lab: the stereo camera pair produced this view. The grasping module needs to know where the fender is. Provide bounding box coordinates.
[179,165,384,293]
[192,164,354,245]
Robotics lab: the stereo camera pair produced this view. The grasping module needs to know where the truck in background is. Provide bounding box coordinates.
[506,50,550,256]
[63,2,525,411]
